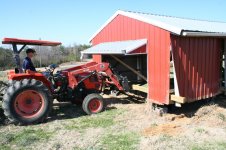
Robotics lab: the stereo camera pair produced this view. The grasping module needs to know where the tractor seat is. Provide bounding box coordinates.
[15,68,20,74]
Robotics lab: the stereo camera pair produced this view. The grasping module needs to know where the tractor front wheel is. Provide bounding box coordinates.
[2,79,53,125]
[82,94,104,115]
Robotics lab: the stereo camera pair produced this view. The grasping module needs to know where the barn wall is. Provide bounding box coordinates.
[171,35,222,101]
[91,15,171,104]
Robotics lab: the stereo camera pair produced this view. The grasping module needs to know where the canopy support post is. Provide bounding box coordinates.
[18,44,26,53]
[12,44,23,73]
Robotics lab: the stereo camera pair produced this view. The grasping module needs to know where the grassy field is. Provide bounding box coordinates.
[0,94,226,150]
[0,71,7,82]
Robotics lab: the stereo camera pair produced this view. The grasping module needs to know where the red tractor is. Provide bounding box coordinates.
[0,38,129,125]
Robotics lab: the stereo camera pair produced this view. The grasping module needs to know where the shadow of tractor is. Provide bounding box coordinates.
[0,93,146,125]
[48,94,146,122]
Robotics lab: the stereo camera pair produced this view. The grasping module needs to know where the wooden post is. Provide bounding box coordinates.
[171,46,180,96]
[137,56,142,81]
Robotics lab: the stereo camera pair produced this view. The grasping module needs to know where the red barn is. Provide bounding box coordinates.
[82,10,226,106]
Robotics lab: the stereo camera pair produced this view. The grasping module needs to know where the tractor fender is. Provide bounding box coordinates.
[7,72,53,92]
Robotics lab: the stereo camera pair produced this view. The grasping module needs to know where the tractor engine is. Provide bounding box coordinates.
[53,71,102,104]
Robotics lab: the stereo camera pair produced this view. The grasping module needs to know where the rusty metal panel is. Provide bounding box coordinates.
[171,36,222,101]
[92,14,171,104]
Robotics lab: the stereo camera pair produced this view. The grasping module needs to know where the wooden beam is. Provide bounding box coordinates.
[110,55,147,81]
[170,95,186,103]
[132,84,148,93]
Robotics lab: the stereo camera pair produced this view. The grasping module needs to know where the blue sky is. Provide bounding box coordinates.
[0,0,225,46]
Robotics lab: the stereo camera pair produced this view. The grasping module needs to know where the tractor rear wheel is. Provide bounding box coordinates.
[82,94,104,115]
[2,79,53,125]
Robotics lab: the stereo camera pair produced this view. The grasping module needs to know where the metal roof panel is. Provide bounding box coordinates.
[82,39,147,55]
[90,10,226,41]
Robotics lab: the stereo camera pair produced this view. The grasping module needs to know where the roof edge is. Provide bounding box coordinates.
[89,10,182,42]
[83,38,147,55]
[89,10,122,42]
[182,31,226,37]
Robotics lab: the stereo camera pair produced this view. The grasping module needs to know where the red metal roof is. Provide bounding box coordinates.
[2,38,61,46]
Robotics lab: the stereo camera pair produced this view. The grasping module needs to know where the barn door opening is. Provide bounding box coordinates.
[102,54,148,94]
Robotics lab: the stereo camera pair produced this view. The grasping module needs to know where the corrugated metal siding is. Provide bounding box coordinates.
[92,14,171,104]
[171,35,222,101]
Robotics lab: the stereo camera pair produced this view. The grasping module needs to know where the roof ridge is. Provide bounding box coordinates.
[122,10,226,24]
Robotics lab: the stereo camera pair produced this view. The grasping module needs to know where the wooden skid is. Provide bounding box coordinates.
[170,95,186,103]
[132,84,148,93]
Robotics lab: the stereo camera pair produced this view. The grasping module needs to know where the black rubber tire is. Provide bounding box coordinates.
[2,79,53,125]
[0,81,7,100]
[82,94,104,115]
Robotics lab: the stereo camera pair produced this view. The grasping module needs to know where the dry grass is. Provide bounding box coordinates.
[0,71,7,82]
[0,95,226,150]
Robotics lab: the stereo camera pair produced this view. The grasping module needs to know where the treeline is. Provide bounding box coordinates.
[0,47,15,70]
[0,44,90,71]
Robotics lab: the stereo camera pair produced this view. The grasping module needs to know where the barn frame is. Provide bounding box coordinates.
[83,10,226,106]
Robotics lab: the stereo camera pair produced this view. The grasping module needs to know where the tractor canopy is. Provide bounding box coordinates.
[2,38,62,46]
[1,37,62,73]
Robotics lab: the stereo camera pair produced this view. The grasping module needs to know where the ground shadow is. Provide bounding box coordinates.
[168,94,226,118]
[0,106,6,126]
[104,95,146,105]
[48,94,145,122]
[0,94,145,126]
[47,102,85,122]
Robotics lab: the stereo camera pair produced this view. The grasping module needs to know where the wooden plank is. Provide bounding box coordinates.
[132,84,148,93]
[170,95,186,103]
[110,55,147,81]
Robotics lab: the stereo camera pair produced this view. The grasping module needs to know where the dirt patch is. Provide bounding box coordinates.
[142,114,190,136]
[143,123,183,136]
[141,98,226,137]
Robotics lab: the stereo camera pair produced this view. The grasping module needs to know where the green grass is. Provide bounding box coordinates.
[65,108,124,131]
[191,141,226,150]
[0,71,7,81]
[159,134,172,141]
[218,113,226,122]
[195,128,208,134]
[100,132,140,150]
[150,123,158,127]
[0,128,53,149]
